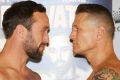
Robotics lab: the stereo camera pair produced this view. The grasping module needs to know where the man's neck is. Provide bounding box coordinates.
[86,52,113,69]
[85,41,116,69]
[0,39,28,72]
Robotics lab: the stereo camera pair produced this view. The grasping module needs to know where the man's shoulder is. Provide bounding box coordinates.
[92,67,120,80]
[26,67,41,80]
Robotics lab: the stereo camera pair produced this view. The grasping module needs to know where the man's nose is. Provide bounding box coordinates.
[43,34,49,46]
[69,31,74,43]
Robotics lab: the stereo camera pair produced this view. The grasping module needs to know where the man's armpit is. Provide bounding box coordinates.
[93,68,120,80]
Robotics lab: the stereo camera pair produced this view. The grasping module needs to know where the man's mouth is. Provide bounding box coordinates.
[39,44,45,51]
[73,43,77,48]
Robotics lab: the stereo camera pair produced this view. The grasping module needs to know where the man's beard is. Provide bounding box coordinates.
[24,33,44,62]
[26,44,43,62]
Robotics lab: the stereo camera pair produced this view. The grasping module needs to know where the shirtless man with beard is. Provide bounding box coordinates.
[0,1,50,80]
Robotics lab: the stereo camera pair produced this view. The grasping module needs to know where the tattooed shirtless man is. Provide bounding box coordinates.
[70,4,120,80]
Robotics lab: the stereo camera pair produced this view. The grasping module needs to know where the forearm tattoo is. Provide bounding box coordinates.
[93,67,120,80]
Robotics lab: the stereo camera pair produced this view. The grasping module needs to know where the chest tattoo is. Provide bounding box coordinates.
[93,68,120,80]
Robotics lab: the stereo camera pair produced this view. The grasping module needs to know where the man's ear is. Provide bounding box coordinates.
[96,26,105,41]
[15,24,27,40]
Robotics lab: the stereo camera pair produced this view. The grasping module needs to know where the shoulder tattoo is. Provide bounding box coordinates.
[93,67,120,80]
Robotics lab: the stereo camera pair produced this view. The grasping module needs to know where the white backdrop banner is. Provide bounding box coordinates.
[0,0,119,80]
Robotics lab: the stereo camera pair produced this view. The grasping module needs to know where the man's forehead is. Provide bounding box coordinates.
[73,13,98,27]
[75,13,91,21]
[32,12,49,25]
[32,12,48,21]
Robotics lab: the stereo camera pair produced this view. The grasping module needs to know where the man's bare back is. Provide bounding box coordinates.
[0,66,41,80]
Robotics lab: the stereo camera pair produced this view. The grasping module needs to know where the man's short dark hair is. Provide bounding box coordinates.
[2,1,46,39]
[76,4,115,39]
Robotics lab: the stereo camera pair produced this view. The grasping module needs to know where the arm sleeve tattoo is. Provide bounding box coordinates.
[93,67,120,80]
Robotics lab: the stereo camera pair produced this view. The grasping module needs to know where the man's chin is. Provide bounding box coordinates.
[73,51,79,57]
[73,50,85,58]
[28,51,43,63]
[73,50,79,55]
[29,55,42,63]
[74,54,85,58]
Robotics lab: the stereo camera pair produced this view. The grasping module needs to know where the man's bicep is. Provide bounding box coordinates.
[93,67,120,80]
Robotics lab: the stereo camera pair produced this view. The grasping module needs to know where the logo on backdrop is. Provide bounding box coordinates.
[117,25,120,32]
[113,8,120,23]
[113,7,120,32]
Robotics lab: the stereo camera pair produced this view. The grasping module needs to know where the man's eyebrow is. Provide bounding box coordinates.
[72,24,78,28]
[45,26,49,29]
[93,67,120,80]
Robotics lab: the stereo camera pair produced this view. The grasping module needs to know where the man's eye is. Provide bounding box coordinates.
[77,28,79,31]
[74,28,78,31]
[72,28,76,31]
[76,28,81,32]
